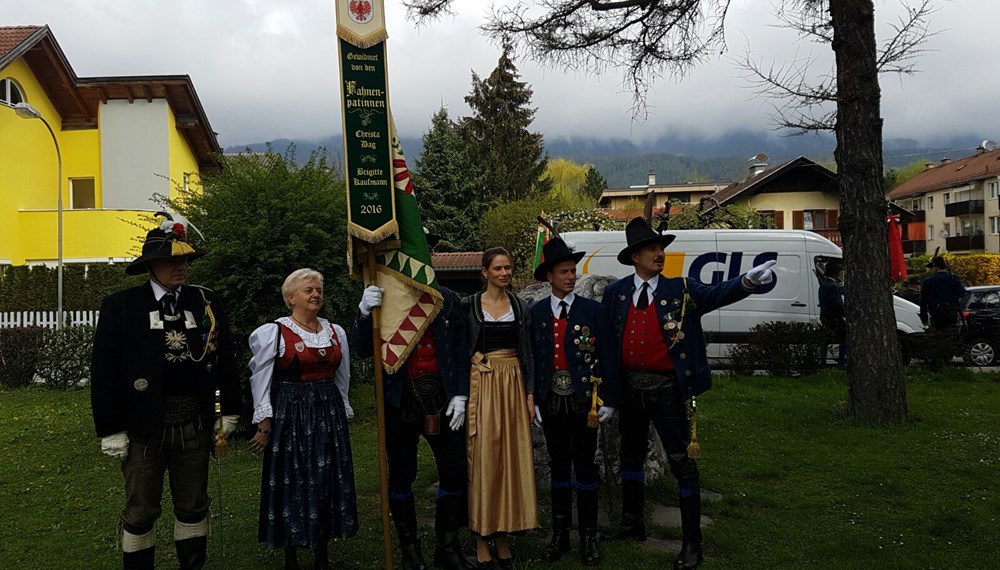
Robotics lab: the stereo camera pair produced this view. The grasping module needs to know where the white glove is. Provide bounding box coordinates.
[214,415,239,437]
[533,405,542,428]
[359,285,384,317]
[746,259,777,286]
[597,406,615,424]
[445,396,467,431]
[100,432,129,461]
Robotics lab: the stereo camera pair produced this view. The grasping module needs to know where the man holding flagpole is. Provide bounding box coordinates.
[353,282,474,570]
[336,0,458,567]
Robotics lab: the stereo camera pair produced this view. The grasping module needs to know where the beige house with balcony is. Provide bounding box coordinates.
[701,156,843,245]
[887,145,1000,255]
[598,171,723,221]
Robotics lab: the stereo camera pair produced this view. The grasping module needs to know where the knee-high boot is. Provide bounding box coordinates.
[602,479,646,541]
[122,528,156,570]
[577,488,601,566]
[432,495,474,570]
[674,493,703,570]
[542,486,573,562]
[174,517,208,570]
[390,495,428,570]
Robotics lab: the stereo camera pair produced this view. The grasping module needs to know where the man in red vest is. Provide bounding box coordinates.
[601,217,775,569]
[529,237,620,566]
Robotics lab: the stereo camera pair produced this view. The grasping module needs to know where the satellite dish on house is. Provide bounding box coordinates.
[983,140,997,152]
[939,229,950,239]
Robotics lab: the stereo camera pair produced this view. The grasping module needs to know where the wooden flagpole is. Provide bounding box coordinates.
[365,243,394,569]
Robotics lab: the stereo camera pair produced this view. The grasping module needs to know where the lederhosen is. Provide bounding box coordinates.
[618,295,700,496]
[386,329,467,516]
[121,305,211,535]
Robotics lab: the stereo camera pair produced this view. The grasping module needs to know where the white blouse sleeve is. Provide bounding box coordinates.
[333,324,354,419]
[248,323,281,425]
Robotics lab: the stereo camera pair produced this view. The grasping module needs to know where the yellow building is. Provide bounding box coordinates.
[704,156,843,246]
[0,25,220,266]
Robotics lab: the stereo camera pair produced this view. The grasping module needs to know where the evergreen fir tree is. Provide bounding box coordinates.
[412,106,485,251]
[462,44,552,204]
[580,166,608,204]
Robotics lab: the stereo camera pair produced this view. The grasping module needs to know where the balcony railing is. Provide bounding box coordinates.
[945,234,985,251]
[945,200,985,217]
[910,210,926,222]
[902,240,927,254]
[811,229,842,246]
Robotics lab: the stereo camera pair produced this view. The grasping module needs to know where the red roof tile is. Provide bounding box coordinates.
[886,149,1000,199]
[432,252,483,271]
[0,26,42,61]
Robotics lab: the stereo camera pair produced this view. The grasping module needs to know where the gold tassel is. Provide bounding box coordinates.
[587,375,603,429]
[686,398,701,459]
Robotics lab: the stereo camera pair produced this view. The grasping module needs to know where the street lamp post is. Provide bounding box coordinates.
[14,102,63,329]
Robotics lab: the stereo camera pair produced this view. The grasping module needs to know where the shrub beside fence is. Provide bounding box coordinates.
[0,326,47,388]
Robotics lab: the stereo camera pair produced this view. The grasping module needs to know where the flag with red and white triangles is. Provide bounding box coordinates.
[349,114,443,373]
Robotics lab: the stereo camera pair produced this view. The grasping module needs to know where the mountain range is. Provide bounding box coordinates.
[224,130,993,188]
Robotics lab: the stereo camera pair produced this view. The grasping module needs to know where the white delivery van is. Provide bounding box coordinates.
[561,229,924,363]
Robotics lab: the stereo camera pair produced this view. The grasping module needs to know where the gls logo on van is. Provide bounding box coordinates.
[687,251,779,294]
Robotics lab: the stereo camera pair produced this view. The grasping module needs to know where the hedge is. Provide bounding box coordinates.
[0,326,46,388]
[0,264,144,312]
[907,253,1000,286]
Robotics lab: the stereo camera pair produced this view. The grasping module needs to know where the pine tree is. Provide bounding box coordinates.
[580,166,608,204]
[412,106,484,251]
[462,44,552,204]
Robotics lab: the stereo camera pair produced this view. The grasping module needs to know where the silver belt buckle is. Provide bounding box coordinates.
[551,370,575,396]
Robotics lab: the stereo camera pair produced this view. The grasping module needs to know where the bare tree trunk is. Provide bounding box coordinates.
[831,0,908,423]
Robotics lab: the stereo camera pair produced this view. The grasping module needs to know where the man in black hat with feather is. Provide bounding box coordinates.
[90,218,241,570]
[529,237,619,566]
[601,217,775,570]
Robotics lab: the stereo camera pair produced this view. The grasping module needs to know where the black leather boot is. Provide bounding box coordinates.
[391,495,429,570]
[314,539,333,570]
[577,488,601,566]
[433,495,475,570]
[123,547,155,570]
[673,493,703,570]
[542,487,572,562]
[602,479,646,541]
[175,536,206,570]
[284,547,300,570]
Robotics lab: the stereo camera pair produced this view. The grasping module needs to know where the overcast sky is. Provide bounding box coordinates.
[6,0,996,149]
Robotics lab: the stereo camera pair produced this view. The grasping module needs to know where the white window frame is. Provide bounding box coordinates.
[990,181,998,200]
[0,77,25,106]
[928,224,935,240]
[943,192,951,205]
[991,216,999,236]
[928,196,934,210]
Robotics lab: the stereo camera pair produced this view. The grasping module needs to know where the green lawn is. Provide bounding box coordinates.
[1,367,998,569]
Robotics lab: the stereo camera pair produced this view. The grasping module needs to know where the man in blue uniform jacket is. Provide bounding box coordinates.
[91,219,241,570]
[919,255,967,331]
[529,237,619,566]
[353,285,474,570]
[601,217,775,570]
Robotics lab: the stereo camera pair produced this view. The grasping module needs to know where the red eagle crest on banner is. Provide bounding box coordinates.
[349,0,373,23]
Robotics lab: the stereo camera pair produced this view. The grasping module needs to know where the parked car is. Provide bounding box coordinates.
[961,286,1000,366]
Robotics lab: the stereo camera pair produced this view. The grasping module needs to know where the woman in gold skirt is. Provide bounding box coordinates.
[461,247,538,569]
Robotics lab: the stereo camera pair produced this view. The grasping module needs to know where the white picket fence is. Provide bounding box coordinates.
[0,310,100,329]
